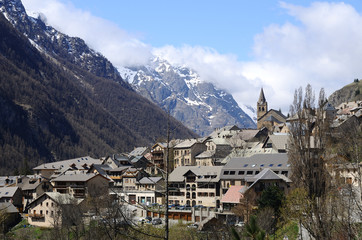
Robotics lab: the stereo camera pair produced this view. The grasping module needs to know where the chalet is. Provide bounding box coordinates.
[0,187,22,211]
[51,173,109,198]
[33,156,101,179]
[27,192,83,228]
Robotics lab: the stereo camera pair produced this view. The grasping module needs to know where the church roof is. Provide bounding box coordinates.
[258,88,266,104]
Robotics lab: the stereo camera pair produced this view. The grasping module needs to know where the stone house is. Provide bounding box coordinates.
[27,192,83,228]
[174,139,207,168]
[168,166,223,208]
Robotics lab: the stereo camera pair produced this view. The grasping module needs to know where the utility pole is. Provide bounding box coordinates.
[165,110,170,240]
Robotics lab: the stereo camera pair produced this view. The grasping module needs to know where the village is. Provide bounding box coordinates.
[0,89,361,235]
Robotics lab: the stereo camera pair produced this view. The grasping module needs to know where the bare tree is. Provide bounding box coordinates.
[287,84,339,239]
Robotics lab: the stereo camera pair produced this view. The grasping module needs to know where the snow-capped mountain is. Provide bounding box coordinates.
[0,0,130,89]
[0,0,256,136]
[120,58,256,136]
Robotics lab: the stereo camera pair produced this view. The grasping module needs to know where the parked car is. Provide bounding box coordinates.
[187,223,199,229]
[235,221,244,227]
[145,216,152,222]
[152,218,162,225]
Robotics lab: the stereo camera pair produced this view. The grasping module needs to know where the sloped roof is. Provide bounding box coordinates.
[220,185,244,203]
[0,187,19,198]
[137,177,163,185]
[258,88,266,104]
[195,150,215,159]
[264,135,289,150]
[51,173,108,182]
[259,109,287,122]
[169,166,223,182]
[245,168,283,182]
[28,192,83,209]
[0,202,18,213]
[129,147,149,156]
[224,153,289,170]
[241,168,291,193]
[33,156,101,170]
[174,139,200,148]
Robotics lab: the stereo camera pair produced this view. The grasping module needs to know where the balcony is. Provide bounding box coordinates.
[29,213,44,219]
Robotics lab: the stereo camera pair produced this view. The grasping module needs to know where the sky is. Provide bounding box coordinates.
[22,0,362,114]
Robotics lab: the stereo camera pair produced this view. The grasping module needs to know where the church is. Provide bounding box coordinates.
[256,88,287,131]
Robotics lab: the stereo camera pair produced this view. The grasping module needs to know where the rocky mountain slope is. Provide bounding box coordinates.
[328,79,362,106]
[120,58,256,136]
[0,0,255,138]
[0,2,197,174]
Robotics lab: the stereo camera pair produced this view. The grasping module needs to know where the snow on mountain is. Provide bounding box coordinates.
[120,57,256,136]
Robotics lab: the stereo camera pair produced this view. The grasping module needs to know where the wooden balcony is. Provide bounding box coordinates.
[29,213,44,219]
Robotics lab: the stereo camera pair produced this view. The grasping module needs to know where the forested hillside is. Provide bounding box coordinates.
[0,13,196,174]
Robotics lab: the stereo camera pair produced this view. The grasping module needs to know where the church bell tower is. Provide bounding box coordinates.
[257,88,268,119]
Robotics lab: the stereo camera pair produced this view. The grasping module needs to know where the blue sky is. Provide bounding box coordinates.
[22,0,362,113]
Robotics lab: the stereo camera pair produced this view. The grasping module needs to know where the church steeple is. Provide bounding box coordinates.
[257,88,268,119]
[258,88,266,104]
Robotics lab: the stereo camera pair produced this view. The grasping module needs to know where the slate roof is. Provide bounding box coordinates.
[28,192,83,208]
[169,166,223,182]
[0,187,19,198]
[241,168,291,194]
[137,177,163,185]
[195,150,216,159]
[33,156,101,170]
[0,202,18,213]
[220,185,244,203]
[51,173,108,182]
[129,147,149,156]
[221,154,290,179]
[264,135,289,150]
[174,139,199,149]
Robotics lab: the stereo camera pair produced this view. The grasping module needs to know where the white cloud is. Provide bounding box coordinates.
[22,0,152,67]
[21,1,362,114]
[156,2,362,113]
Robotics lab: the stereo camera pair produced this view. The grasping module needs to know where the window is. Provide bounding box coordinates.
[230,171,235,175]
[246,171,253,175]
[224,171,229,175]
[277,164,282,167]
[269,164,274,167]
[255,171,260,174]
[238,171,245,175]
[243,164,248,167]
[46,202,48,207]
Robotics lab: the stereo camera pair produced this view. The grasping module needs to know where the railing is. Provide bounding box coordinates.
[29,213,44,218]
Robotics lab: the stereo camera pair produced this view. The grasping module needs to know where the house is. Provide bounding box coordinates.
[261,134,289,153]
[27,192,83,228]
[209,125,241,139]
[0,202,21,232]
[0,187,22,211]
[195,138,232,166]
[33,156,102,179]
[15,176,53,210]
[51,173,110,198]
[173,139,207,168]
[129,147,150,157]
[257,88,287,131]
[149,140,181,174]
[168,166,223,208]
[220,153,290,195]
[135,177,165,205]
[220,168,291,220]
